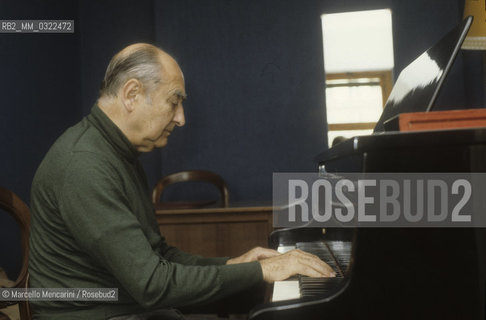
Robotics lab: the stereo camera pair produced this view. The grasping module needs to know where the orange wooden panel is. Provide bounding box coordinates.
[399,108,486,132]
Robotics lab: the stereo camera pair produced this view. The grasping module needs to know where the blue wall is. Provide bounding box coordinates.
[154,0,477,201]
[0,0,81,207]
[0,0,480,278]
[0,0,81,280]
[155,0,327,201]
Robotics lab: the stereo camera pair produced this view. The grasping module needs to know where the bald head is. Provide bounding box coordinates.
[99,43,180,100]
[97,44,186,152]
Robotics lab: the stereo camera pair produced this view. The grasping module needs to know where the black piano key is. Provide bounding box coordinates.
[293,240,351,298]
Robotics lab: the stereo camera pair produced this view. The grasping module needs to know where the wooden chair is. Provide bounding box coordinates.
[0,186,31,320]
[152,170,229,209]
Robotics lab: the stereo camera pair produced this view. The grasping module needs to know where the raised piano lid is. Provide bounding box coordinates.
[373,16,473,132]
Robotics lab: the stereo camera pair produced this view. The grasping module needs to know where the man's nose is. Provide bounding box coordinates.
[174,105,185,127]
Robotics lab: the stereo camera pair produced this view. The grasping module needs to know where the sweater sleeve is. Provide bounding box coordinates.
[161,245,230,266]
[58,154,263,309]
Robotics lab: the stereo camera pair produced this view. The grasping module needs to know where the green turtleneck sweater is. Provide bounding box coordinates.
[28,105,263,320]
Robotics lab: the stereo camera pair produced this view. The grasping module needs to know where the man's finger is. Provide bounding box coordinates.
[295,250,335,274]
[289,250,336,277]
[296,264,333,278]
[256,248,281,259]
[298,257,335,277]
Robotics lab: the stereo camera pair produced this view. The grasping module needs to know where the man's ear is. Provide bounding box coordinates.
[120,78,143,112]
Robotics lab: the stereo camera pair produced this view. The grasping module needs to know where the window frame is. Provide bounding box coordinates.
[326,70,393,131]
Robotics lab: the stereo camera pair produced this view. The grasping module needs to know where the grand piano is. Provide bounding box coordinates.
[249,128,486,320]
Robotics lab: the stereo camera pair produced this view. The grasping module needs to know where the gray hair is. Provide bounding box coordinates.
[99,44,163,100]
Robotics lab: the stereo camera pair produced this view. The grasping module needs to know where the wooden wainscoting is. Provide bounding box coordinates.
[155,203,274,258]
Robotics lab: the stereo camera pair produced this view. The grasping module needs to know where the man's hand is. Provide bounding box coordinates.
[259,249,336,283]
[226,247,280,265]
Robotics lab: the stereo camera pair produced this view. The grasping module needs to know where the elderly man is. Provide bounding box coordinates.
[28,43,334,320]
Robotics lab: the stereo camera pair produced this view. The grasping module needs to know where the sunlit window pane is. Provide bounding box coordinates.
[326,84,383,123]
[321,9,394,73]
[322,8,394,143]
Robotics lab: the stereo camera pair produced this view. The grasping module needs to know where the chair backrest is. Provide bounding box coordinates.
[152,170,229,209]
[0,186,31,320]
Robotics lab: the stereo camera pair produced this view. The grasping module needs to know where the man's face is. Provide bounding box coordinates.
[131,68,186,152]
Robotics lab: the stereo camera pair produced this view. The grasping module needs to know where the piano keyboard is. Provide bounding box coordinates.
[272,240,351,302]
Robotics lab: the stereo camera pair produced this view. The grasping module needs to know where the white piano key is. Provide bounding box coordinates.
[277,245,296,253]
[272,280,300,302]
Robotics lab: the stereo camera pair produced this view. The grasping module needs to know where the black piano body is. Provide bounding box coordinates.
[249,128,486,320]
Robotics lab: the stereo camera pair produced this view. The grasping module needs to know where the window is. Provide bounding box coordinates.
[321,9,394,147]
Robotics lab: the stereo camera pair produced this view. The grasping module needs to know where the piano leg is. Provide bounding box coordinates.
[476,228,486,320]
